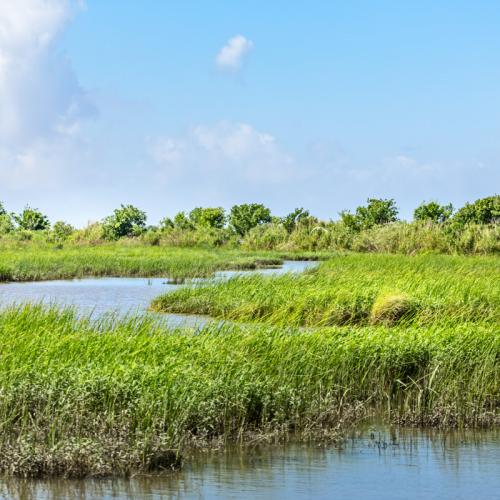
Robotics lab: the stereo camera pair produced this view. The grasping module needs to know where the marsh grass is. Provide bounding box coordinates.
[152,254,499,328]
[0,245,289,282]
[0,304,497,477]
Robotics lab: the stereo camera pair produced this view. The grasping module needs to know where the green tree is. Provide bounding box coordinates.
[229,203,272,236]
[453,195,500,225]
[14,206,50,231]
[340,198,398,231]
[173,212,194,230]
[414,201,453,223]
[189,207,226,229]
[281,207,310,233]
[52,221,75,241]
[102,204,147,239]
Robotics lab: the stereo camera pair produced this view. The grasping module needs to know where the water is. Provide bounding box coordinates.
[0,260,317,327]
[1,428,498,499]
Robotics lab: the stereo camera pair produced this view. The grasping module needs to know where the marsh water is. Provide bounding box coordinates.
[1,427,498,499]
[0,260,317,327]
[1,260,498,498]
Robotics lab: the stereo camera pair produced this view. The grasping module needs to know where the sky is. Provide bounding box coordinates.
[1,0,499,226]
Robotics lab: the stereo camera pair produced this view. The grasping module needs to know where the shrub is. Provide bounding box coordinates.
[51,221,75,242]
[453,195,500,226]
[414,201,453,223]
[102,205,147,240]
[229,204,272,236]
[14,206,50,231]
[189,207,226,229]
[340,198,398,231]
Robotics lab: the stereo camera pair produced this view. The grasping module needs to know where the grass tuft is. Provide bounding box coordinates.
[370,292,417,326]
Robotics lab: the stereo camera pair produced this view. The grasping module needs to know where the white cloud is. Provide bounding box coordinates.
[215,35,253,70]
[148,121,298,185]
[0,0,95,188]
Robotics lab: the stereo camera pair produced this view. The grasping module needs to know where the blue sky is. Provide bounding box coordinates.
[1,0,499,225]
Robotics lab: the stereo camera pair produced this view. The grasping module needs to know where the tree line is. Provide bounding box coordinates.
[0,196,498,241]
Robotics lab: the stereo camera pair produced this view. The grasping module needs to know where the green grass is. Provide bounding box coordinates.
[0,304,497,477]
[152,253,500,327]
[0,245,292,282]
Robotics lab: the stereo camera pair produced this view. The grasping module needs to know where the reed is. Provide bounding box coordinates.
[0,304,497,477]
[151,253,499,327]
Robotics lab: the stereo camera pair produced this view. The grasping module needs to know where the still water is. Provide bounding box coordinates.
[0,260,317,326]
[1,428,498,499]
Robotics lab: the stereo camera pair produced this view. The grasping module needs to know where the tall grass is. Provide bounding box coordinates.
[152,254,500,327]
[0,304,497,477]
[0,245,287,282]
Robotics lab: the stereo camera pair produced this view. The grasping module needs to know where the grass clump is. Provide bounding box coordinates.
[370,292,418,326]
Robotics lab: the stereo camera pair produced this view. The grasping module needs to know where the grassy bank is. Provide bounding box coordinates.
[0,245,294,282]
[0,305,497,478]
[152,254,500,328]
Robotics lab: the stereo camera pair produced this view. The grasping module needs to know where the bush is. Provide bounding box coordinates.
[51,221,75,243]
[0,214,14,234]
[14,207,50,231]
[453,195,500,226]
[102,205,147,240]
[229,204,272,236]
[340,198,398,231]
[189,207,226,229]
[414,201,453,223]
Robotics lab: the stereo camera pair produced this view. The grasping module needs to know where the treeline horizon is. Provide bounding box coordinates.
[0,195,498,255]
[1,195,498,236]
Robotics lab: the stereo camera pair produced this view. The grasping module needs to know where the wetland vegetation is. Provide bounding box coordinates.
[0,195,498,478]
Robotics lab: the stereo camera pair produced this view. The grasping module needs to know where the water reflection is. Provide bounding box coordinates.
[1,428,498,499]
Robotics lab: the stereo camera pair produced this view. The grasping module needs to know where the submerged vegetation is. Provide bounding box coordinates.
[0,304,497,478]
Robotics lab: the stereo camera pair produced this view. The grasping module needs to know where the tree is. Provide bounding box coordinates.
[452,195,500,225]
[102,204,147,239]
[52,221,75,241]
[14,206,50,231]
[229,203,272,236]
[340,198,398,231]
[281,207,310,233]
[173,212,194,230]
[414,201,453,223]
[189,207,226,229]
[0,201,6,216]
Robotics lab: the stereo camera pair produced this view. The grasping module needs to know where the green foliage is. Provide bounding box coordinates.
[159,216,174,230]
[453,195,500,225]
[229,203,272,236]
[172,211,194,230]
[51,221,75,242]
[0,201,6,216]
[340,198,398,231]
[0,214,14,234]
[102,204,147,240]
[13,206,50,231]
[281,207,310,233]
[414,201,453,223]
[189,207,226,229]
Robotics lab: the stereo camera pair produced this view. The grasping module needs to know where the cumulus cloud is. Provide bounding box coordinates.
[148,121,298,187]
[0,0,95,188]
[215,35,253,70]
